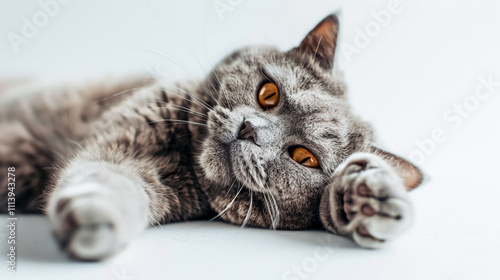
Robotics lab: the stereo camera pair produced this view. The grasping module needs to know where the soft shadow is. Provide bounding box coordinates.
[8,215,362,265]
[13,215,71,263]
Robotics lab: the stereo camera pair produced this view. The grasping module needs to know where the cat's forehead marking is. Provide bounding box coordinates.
[302,111,344,141]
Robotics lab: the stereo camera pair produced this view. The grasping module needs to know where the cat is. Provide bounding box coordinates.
[0,14,423,261]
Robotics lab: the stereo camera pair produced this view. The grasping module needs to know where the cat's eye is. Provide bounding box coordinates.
[291,147,319,168]
[257,82,279,109]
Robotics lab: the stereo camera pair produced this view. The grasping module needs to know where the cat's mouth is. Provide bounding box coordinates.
[227,140,268,193]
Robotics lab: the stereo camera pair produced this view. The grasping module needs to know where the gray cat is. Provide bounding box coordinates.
[0,15,423,260]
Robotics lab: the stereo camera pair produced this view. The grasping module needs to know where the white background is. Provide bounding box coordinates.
[1,0,500,279]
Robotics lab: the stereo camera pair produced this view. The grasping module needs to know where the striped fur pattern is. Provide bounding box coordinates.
[0,15,423,260]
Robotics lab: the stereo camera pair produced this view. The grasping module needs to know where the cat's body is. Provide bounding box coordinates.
[0,15,423,260]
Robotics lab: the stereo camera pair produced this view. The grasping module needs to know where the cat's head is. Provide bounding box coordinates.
[198,15,386,229]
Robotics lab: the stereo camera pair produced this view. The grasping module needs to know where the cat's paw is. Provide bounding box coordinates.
[47,180,138,261]
[324,153,413,248]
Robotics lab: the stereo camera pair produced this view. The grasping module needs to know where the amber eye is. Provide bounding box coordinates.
[258,82,279,109]
[291,147,319,168]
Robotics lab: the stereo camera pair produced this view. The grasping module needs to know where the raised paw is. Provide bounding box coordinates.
[47,179,143,261]
[322,153,414,248]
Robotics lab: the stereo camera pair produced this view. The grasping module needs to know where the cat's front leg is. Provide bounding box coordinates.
[46,161,151,260]
[320,153,415,248]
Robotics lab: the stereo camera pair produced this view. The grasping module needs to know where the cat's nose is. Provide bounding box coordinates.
[238,121,258,144]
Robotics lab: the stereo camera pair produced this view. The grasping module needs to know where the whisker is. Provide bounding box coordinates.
[165,103,209,117]
[93,97,161,109]
[313,35,323,65]
[262,192,274,230]
[210,69,230,108]
[51,150,70,165]
[94,88,139,104]
[210,184,244,221]
[162,88,213,112]
[125,47,217,107]
[135,3,220,106]
[224,180,237,198]
[67,139,84,150]
[177,45,220,106]
[171,86,214,111]
[135,119,208,129]
[241,190,253,228]
[268,189,280,230]
[200,24,227,108]
[147,106,208,120]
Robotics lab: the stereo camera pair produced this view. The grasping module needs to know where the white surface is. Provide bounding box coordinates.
[1,0,500,279]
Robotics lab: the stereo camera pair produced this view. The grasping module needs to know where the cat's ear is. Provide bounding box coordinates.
[370,146,424,191]
[291,14,339,70]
